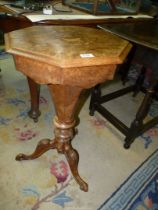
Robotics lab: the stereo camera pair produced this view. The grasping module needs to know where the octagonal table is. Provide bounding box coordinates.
[5,26,131,191]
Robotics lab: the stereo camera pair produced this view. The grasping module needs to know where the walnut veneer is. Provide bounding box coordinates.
[5,26,131,191]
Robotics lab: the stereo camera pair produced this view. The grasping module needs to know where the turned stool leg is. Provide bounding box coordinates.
[89,84,101,116]
[133,66,146,97]
[16,84,88,192]
[124,79,157,149]
[119,46,137,85]
[27,77,41,122]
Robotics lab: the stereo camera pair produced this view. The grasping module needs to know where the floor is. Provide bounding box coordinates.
[0,55,158,210]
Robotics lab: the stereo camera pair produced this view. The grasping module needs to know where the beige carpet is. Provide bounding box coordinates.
[0,55,158,210]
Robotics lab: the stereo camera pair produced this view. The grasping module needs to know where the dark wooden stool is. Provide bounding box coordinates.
[89,21,158,149]
[89,74,158,149]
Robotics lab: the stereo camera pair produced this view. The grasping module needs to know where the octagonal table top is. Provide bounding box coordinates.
[5,26,131,68]
[5,26,131,87]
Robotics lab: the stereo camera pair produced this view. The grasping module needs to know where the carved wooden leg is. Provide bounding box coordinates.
[16,139,57,160]
[27,77,41,122]
[16,84,88,192]
[53,116,88,192]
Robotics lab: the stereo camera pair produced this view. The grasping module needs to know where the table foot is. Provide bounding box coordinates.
[16,139,56,161]
[124,142,130,149]
[28,109,41,123]
[65,144,88,192]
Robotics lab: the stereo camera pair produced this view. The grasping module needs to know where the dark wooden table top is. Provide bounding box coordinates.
[0,1,156,33]
[98,20,158,51]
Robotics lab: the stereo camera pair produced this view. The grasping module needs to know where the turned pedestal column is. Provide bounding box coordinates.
[5,26,131,191]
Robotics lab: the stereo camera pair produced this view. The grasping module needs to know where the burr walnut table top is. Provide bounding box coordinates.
[5,26,131,88]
